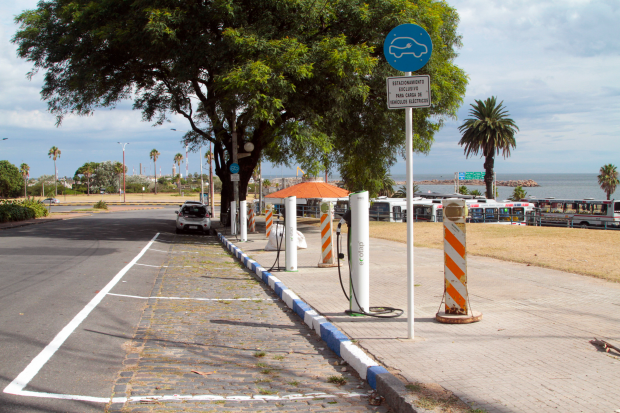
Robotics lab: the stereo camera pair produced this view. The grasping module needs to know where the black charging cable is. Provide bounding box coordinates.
[268,218,285,272]
[335,211,403,318]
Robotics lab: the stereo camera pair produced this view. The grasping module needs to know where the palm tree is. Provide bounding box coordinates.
[83,164,93,195]
[458,96,519,199]
[150,149,160,194]
[174,153,183,194]
[598,164,619,200]
[458,185,469,195]
[378,174,396,197]
[508,186,527,201]
[48,146,61,196]
[113,162,125,194]
[393,184,420,198]
[20,163,30,198]
[469,189,483,197]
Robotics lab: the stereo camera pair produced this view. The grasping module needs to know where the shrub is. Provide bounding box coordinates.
[0,199,49,223]
[93,200,108,210]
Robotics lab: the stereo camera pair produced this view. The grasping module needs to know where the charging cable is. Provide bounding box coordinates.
[336,217,403,318]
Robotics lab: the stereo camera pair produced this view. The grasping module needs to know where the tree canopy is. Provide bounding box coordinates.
[458,96,518,198]
[14,0,467,206]
[0,161,23,198]
[598,164,619,200]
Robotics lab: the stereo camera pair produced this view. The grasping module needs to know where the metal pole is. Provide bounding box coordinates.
[200,146,204,203]
[258,161,263,215]
[118,142,128,203]
[209,142,214,217]
[405,71,414,339]
[232,116,239,226]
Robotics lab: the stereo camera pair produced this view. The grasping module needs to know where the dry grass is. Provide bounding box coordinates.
[315,219,620,283]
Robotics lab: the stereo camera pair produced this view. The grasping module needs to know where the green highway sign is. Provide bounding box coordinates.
[458,172,485,180]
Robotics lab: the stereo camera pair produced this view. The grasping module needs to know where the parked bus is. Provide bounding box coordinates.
[523,198,620,228]
[369,197,412,222]
[405,199,534,224]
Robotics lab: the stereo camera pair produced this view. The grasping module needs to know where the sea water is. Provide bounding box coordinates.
[390,173,617,201]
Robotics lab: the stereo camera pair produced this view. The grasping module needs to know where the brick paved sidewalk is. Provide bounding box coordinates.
[239,218,620,413]
[106,233,390,412]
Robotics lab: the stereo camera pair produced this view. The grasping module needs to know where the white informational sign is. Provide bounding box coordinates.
[386,75,431,109]
[231,174,240,182]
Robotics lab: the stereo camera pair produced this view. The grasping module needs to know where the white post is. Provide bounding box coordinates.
[284,196,297,271]
[230,201,237,235]
[240,200,247,241]
[405,71,414,339]
[350,191,370,313]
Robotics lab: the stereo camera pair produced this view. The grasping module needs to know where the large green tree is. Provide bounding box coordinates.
[458,97,519,199]
[598,164,619,200]
[0,161,23,198]
[13,0,467,212]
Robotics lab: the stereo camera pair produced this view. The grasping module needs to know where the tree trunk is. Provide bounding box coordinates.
[54,160,57,196]
[154,161,157,194]
[483,154,495,199]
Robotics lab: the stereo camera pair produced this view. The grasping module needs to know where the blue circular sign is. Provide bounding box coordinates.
[383,24,433,72]
[229,163,240,174]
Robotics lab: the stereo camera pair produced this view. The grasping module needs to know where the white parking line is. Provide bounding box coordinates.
[3,233,160,400]
[8,389,366,404]
[134,263,193,268]
[149,248,199,254]
[107,293,273,301]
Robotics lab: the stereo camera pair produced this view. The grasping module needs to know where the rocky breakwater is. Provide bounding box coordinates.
[408,179,540,187]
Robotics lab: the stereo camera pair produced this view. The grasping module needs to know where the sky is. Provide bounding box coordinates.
[0,0,618,179]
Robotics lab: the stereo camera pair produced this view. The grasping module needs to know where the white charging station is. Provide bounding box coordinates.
[284,196,297,271]
[239,200,247,241]
[230,201,237,235]
[349,191,369,313]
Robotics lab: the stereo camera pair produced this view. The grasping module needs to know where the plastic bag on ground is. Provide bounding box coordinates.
[264,224,307,250]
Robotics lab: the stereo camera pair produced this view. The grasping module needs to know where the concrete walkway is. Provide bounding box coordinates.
[231,218,620,413]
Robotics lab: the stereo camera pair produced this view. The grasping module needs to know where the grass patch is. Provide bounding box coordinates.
[327,375,347,385]
[255,378,272,383]
[323,221,620,282]
[288,380,300,387]
[254,351,266,358]
[258,388,276,395]
[273,355,285,361]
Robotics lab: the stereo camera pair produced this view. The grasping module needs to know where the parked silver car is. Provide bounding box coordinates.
[175,204,211,234]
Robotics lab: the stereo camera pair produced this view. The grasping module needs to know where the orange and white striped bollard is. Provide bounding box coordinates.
[248,204,256,232]
[318,202,337,267]
[265,205,273,238]
[436,199,482,323]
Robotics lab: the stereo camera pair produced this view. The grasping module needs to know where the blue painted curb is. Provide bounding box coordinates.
[217,232,384,387]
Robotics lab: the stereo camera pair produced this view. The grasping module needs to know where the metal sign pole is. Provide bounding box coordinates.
[384,23,433,340]
[405,71,414,339]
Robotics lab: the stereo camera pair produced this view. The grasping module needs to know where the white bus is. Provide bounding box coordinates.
[369,197,414,222]
[524,198,620,228]
[407,199,535,224]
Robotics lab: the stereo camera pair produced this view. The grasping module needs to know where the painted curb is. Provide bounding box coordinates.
[216,232,421,413]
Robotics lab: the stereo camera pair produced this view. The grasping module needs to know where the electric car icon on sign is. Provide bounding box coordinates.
[388,37,428,59]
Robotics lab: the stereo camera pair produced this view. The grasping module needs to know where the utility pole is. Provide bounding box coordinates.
[118,142,129,203]
[209,142,214,218]
[232,117,239,227]
[259,161,263,215]
[199,146,204,203]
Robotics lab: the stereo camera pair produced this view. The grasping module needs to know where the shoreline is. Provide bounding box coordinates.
[394,179,540,187]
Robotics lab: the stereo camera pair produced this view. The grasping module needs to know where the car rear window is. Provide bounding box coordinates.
[182,206,207,216]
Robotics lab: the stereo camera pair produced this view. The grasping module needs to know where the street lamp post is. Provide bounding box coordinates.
[118,142,129,202]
